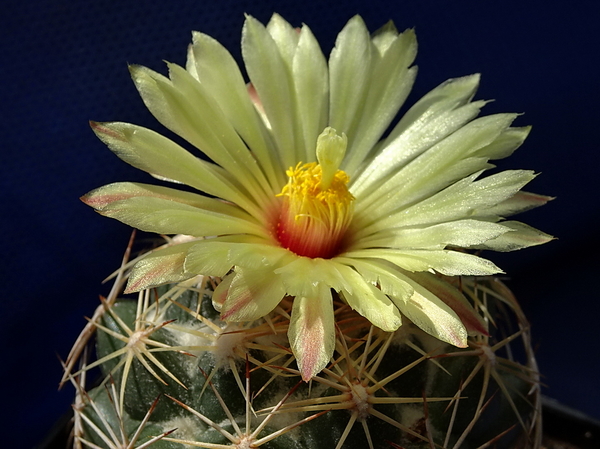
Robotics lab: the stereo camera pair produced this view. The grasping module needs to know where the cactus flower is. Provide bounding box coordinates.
[82,14,552,381]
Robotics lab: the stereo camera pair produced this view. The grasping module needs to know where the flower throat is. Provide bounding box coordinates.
[276,128,354,259]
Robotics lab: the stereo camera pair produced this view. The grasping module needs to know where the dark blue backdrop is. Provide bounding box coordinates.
[2,1,599,446]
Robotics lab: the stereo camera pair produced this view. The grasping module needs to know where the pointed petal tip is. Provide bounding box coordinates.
[456,338,469,349]
[127,63,143,75]
[289,291,335,383]
[79,189,105,210]
[242,13,261,30]
[123,281,140,295]
[79,193,90,205]
[294,337,331,382]
[298,352,326,382]
[89,120,126,142]
[301,370,314,383]
[348,14,366,24]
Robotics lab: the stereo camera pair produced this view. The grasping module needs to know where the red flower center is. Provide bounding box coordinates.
[275,161,354,259]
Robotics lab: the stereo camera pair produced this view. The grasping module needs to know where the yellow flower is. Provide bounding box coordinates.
[82,14,552,381]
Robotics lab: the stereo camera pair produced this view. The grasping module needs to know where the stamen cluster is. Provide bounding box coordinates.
[276,162,354,259]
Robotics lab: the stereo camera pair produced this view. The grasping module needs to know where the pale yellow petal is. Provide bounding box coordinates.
[184,239,287,278]
[274,256,353,297]
[220,266,286,322]
[344,248,503,276]
[187,31,282,189]
[89,121,256,210]
[126,241,199,292]
[242,15,303,168]
[335,263,402,332]
[396,286,468,348]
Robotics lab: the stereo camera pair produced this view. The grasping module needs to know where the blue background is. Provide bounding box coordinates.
[1,1,598,446]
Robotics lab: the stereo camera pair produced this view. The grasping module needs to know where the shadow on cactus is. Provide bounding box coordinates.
[64,12,552,449]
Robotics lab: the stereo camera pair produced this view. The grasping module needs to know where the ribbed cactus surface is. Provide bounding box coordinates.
[64,263,541,449]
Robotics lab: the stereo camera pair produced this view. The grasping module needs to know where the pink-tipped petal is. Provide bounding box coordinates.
[405,271,488,336]
[288,286,335,381]
[125,241,198,293]
[220,267,286,322]
[484,190,554,217]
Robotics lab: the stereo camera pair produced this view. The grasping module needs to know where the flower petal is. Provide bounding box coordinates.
[89,194,265,238]
[402,271,487,336]
[480,190,554,218]
[337,257,414,301]
[288,285,335,381]
[274,257,353,297]
[129,63,271,208]
[125,240,199,292]
[329,16,372,145]
[472,125,530,160]
[82,182,247,216]
[345,248,503,276]
[342,27,417,176]
[213,272,234,312]
[357,113,520,220]
[351,74,485,197]
[356,169,537,239]
[292,24,329,163]
[471,221,555,251]
[357,219,511,250]
[242,15,303,168]
[89,121,255,209]
[394,285,468,348]
[220,266,286,322]
[184,239,289,278]
[335,263,402,332]
[187,31,282,189]
[343,258,468,347]
[266,13,300,68]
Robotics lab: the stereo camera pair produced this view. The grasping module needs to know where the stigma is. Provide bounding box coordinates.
[276,128,354,259]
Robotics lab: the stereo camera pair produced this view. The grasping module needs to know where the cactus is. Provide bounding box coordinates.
[63,244,542,448]
[63,13,551,449]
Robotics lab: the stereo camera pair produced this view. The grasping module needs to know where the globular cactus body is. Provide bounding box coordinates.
[68,272,540,449]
